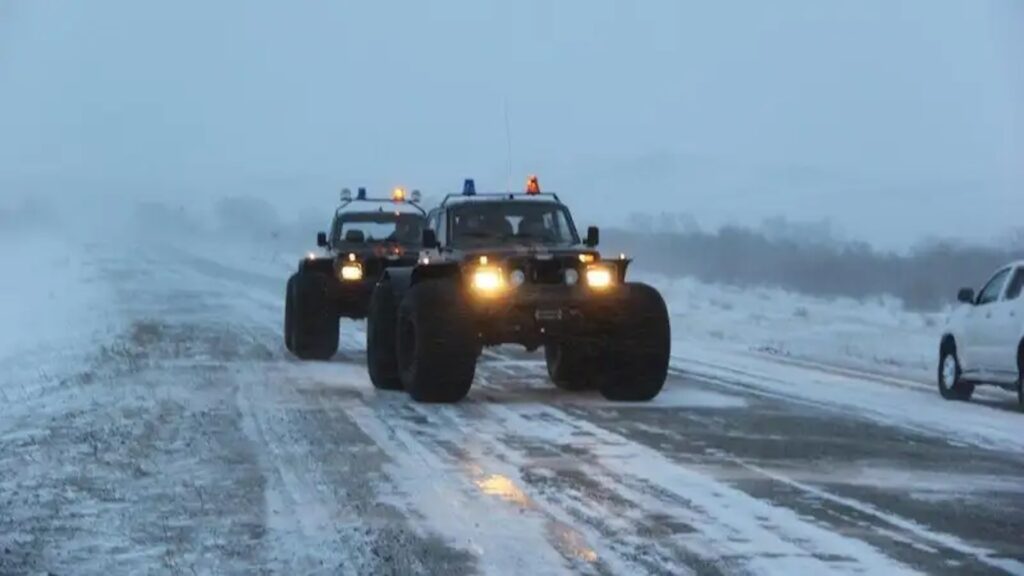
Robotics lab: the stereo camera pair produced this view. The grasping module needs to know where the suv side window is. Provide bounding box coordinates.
[1004,267,1024,301]
[977,268,1011,305]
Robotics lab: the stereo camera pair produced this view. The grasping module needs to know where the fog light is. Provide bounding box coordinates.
[340,264,363,281]
[564,269,580,286]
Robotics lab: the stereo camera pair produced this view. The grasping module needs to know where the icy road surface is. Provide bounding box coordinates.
[1,241,1023,576]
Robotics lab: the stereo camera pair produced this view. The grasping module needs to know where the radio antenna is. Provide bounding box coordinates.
[503,98,513,193]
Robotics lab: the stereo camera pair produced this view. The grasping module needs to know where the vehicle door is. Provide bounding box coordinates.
[988,266,1024,378]
[964,267,1012,376]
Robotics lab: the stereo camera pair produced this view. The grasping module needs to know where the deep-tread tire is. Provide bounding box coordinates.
[284,276,297,353]
[544,342,597,391]
[938,340,973,401]
[286,271,339,361]
[366,279,402,390]
[397,280,477,403]
[597,283,671,402]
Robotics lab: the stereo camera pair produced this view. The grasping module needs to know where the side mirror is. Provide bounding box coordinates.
[585,226,600,248]
[344,229,365,243]
[316,232,328,247]
[421,229,439,249]
[957,288,975,304]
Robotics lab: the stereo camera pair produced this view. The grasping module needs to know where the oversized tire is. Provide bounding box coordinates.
[366,279,402,390]
[544,342,598,391]
[284,275,297,353]
[596,283,671,402]
[396,280,477,403]
[938,339,973,401]
[285,271,339,361]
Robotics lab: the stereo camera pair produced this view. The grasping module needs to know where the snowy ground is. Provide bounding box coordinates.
[1,235,1023,575]
[653,275,944,382]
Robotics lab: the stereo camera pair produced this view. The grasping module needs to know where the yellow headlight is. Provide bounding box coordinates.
[585,265,614,289]
[471,266,505,293]
[340,263,363,281]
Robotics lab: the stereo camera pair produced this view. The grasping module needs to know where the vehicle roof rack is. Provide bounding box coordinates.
[439,191,562,207]
[335,187,427,216]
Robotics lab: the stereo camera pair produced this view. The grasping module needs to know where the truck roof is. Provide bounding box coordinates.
[440,192,563,208]
[335,200,426,218]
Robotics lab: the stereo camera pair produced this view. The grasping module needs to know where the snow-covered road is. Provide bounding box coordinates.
[1,241,1022,575]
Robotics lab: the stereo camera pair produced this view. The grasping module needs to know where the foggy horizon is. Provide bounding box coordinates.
[2,1,1021,250]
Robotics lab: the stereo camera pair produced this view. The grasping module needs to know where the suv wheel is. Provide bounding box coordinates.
[938,341,974,401]
[366,279,402,390]
[285,271,339,361]
[284,276,296,353]
[397,280,477,403]
[544,342,597,391]
[1017,344,1023,411]
[597,283,671,402]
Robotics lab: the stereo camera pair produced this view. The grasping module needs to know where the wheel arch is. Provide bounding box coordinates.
[940,333,957,353]
[298,257,334,275]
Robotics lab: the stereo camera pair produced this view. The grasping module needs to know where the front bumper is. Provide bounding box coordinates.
[469,284,630,346]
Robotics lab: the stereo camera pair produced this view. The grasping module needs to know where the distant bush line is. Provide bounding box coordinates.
[127,197,1023,312]
[605,227,1024,311]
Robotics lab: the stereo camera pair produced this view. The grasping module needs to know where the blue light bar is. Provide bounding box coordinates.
[357,187,367,200]
[462,178,476,196]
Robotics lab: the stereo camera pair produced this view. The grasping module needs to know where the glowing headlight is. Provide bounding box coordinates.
[340,263,363,281]
[471,266,505,293]
[510,269,526,287]
[564,269,580,286]
[585,265,614,289]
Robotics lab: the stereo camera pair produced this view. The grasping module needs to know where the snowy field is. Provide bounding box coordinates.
[1,231,1023,575]
[655,275,943,382]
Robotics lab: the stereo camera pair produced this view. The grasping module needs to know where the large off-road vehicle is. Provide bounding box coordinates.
[285,187,426,360]
[365,177,671,403]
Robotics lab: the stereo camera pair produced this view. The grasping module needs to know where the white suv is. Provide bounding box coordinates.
[939,261,1024,409]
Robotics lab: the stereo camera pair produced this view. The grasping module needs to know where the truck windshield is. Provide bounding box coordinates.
[335,213,424,245]
[449,201,580,247]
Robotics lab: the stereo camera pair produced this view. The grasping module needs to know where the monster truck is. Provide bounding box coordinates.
[284,187,426,360]
[365,177,671,402]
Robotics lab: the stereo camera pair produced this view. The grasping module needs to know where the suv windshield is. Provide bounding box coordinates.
[335,213,424,245]
[449,201,579,247]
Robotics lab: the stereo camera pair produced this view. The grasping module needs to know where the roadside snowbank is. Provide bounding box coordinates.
[647,274,944,383]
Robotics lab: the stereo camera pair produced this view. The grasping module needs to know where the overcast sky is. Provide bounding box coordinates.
[1,0,1021,248]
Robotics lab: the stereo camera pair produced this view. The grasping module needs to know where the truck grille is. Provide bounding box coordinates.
[507,257,578,286]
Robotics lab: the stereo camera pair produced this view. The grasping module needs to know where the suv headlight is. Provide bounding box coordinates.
[564,269,580,286]
[470,266,506,294]
[585,264,615,289]
[340,263,363,281]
